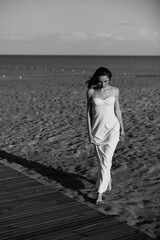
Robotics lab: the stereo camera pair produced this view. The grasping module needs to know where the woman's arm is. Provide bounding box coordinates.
[114,88,125,141]
[87,89,93,142]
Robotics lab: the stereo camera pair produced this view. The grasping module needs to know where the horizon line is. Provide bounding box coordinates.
[0,54,160,57]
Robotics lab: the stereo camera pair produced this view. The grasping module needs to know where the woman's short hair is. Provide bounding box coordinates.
[86,67,112,89]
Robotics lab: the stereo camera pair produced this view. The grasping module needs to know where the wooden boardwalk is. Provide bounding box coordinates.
[0,162,153,240]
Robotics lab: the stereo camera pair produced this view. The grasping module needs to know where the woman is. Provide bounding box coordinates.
[86,67,125,204]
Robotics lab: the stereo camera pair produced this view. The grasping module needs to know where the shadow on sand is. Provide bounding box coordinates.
[0,150,96,204]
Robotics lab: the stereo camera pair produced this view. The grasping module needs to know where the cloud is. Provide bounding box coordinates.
[97,33,126,41]
[0,30,159,55]
[36,32,115,43]
[0,34,35,41]
[116,36,126,41]
[152,31,159,40]
[138,29,150,37]
[51,32,122,42]
[3,31,159,55]
[137,29,159,41]
[97,33,112,38]
[117,22,138,26]
[58,32,114,41]
[60,32,89,41]
[0,32,127,43]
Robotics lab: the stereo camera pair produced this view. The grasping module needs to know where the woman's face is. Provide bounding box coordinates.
[98,75,110,88]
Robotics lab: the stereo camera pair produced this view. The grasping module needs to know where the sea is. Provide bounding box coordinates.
[0,55,160,77]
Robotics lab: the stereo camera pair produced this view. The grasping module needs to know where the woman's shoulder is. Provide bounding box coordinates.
[87,88,94,98]
[111,86,119,97]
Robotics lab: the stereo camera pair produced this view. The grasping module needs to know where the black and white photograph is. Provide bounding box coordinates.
[0,0,160,239]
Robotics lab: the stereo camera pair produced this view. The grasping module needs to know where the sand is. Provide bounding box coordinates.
[0,63,160,239]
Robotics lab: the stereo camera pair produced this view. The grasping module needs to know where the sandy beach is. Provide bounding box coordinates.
[0,56,160,239]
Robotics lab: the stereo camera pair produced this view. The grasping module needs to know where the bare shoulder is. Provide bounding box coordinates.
[87,88,93,99]
[113,87,119,98]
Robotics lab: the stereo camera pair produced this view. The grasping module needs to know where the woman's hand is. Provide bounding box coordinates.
[120,130,125,141]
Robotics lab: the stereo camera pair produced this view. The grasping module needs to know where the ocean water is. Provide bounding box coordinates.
[0,55,160,76]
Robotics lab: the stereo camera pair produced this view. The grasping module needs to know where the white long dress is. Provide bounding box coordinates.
[90,88,120,194]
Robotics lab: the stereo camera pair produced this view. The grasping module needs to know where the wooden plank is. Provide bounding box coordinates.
[0,166,21,173]
[1,188,74,203]
[0,206,95,231]
[0,196,92,221]
[0,186,58,203]
[0,164,18,169]
[0,168,21,174]
[0,181,42,194]
[0,212,108,239]
[0,189,70,204]
[0,162,153,240]
[0,165,12,170]
[0,168,27,178]
[82,224,143,240]
[0,174,27,181]
[52,221,135,240]
[30,231,151,240]
[0,194,77,218]
[46,221,150,240]
[30,218,121,240]
[0,201,85,223]
[0,176,36,186]
[0,191,74,208]
[0,184,46,198]
[0,193,71,211]
[0,165,22,171]
[52,232,151,240]
[0,164,7,168]
[112,233,151,240]
[0,200,80,220]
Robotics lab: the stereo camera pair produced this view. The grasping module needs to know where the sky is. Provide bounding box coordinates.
[0,0,160,55]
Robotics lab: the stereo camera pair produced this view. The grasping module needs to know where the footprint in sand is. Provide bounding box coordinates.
[147,163,160,174]
[112,163,128,175]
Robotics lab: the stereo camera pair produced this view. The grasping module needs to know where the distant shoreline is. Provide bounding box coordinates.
[0,54,160,57]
